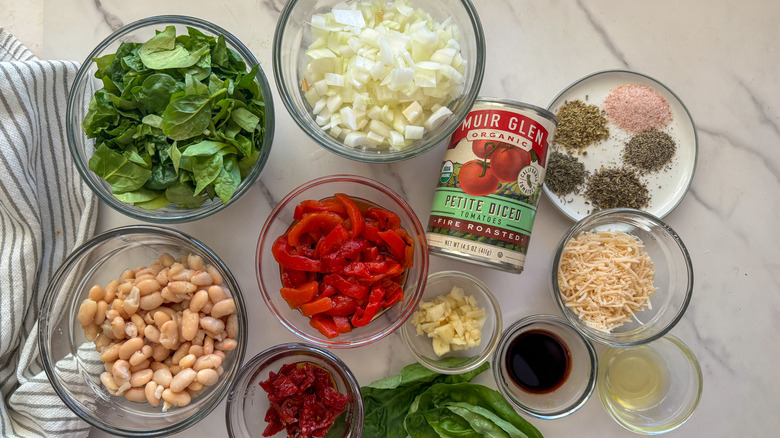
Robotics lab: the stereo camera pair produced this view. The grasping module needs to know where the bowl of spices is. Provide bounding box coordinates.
[492,314,597,420]
[551,208,694,347]
[598,335,702,434]
[543,70,697,221]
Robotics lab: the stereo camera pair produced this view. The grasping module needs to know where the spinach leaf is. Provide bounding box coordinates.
[83,26,267,209]
[165,182,208,208]
[214,155,241,203]
[144,163,178,190]
[138,73,178,113]
[162,88,226,140]
[231,107,260,133]
[88,144,151,194]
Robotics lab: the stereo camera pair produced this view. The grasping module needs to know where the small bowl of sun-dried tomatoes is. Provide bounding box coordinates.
[225,342,363,438]
[256,174,429,348]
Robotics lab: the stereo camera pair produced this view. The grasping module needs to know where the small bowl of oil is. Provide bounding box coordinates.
[598,334,702,434]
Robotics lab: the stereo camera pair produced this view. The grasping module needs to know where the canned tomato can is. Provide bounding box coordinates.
[426,97,557,274]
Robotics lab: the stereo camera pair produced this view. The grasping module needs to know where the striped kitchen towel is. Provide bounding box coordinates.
[0,28,97,437]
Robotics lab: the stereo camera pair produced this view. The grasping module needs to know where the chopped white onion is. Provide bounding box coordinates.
[304,0,467,149]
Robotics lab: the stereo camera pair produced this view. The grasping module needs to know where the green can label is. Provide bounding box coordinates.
[426,99,557,274]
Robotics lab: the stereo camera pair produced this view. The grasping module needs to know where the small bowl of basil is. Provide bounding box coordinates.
[67,15,275,223]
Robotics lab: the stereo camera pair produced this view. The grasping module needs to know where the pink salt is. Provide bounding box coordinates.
[603,84,673,133]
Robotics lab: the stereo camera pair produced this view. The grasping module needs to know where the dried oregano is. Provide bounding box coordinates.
[554,99,609,150]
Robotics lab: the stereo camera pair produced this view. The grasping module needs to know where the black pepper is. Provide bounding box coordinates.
[585,168,650,210]
[623,131,676,174]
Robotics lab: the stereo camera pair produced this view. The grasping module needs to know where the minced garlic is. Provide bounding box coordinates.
[411,286,486,357]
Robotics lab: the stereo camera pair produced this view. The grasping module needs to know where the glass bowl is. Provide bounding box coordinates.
[598,335,702,434]
[272,0,485,162]
[256,174,429,348]
[225,343,364,437]
[400,270,501,374]
[551,208,694,347]
[67,15,275,223]
[492,314,597,420]
[38,225,247,437]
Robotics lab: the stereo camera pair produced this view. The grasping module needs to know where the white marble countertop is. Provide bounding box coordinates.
[4,0,779,436]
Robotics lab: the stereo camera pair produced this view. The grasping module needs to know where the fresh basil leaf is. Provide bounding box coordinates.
[411,407,481,438]
[405,383,543,438]
[359,360,489,438]
[88,144,151,194]
[445,403,530,438]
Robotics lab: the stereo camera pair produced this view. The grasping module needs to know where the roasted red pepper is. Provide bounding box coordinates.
[271,193,414,339]
[287,211,343,247]
[280,281,319,308]
[335,193,364,238]
[272,236,324,272]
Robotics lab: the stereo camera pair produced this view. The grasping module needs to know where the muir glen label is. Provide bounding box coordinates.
[426,98,557,274]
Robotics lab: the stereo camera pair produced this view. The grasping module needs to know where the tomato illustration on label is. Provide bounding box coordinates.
[458,160,499,196]
[489,144,532,183]
[472,140,499,158]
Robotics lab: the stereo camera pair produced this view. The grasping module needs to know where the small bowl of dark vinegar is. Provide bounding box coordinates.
[492,314,597,419]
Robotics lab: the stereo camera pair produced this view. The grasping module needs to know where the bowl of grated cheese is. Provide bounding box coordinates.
[551,208,693,347]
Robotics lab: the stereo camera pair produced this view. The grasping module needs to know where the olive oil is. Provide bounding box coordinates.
[606,347,669,410]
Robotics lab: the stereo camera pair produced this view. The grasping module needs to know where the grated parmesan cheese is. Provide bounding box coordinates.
[557,230,657,333]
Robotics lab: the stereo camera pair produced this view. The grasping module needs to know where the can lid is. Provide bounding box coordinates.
[475,96,558,125]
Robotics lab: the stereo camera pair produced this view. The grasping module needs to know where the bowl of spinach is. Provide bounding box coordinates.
[67,15,274,222]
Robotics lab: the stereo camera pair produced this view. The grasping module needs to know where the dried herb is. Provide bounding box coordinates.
[585,168,650,210]
[554,99,609,150]
[545,151,587,196]
[623,131,676,173]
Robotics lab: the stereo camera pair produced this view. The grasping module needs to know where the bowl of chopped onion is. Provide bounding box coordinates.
[551,208,694,347]
[273,0,485,162]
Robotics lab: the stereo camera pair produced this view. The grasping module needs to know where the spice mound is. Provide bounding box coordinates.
[585,167,650,211]
[623,131,677,174]
[557,230,657,332]
[545,151,588,196]
[259,362,350,438]
[604,84,672,133]
[554,99,609,150]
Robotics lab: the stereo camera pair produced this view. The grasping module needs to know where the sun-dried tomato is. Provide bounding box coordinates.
[260,362,349,438]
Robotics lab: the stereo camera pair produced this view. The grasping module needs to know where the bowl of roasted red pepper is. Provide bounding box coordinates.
[225,342,363,438]
[256,174,429,348]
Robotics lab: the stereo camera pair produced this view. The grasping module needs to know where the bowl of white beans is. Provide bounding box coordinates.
[38,225,247,437]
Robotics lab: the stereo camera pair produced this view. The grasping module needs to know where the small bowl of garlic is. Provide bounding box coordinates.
[400,270,502,374]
